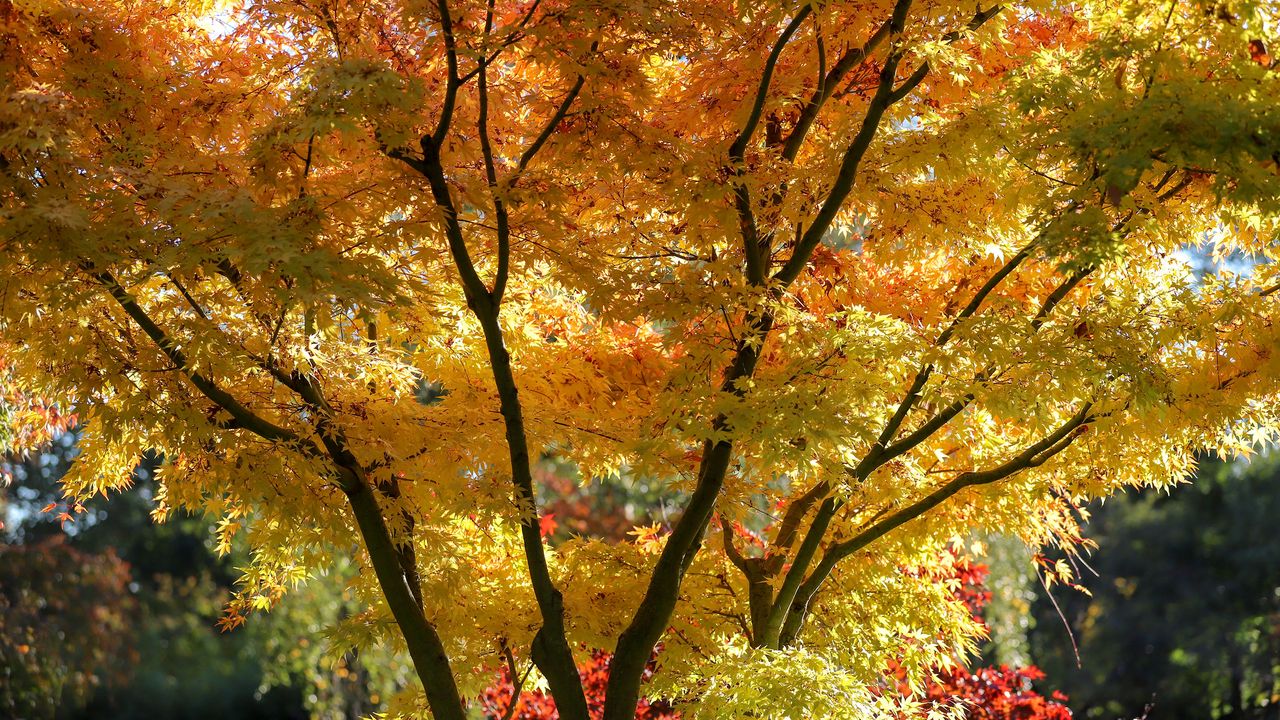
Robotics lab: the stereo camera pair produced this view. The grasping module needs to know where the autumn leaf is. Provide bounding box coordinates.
[538,513,558,539]
[1249,38,1271,67]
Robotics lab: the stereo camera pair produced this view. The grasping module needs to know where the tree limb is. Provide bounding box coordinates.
[771,0,918,289]
[513,48,594,180]
[605,1,928,708]
[778,401,1095,645]
[407,64,591,718]
[94,268,466,719]
[727,8,811,283]
[344,476,468,720]
[755,247,1089,646]
[94,269,300,445]
[781,18,892,161]
[432,0,462,146]
[458,0,544,84]
[477,0,513,303]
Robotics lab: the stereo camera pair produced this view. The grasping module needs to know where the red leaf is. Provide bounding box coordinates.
[539,513,558,538]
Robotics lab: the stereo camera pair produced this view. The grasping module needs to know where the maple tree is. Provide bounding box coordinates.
[899,560,1072,720]
[3,0,1280,717]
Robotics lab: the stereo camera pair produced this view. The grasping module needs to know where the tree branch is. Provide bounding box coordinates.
[513,46,594,180]
[873,243,1035,456]
[344,476,468,720]
[757,247,1088,647]
[771,0,917,289]
[95,268,466,719]
[605,0,930,706]
[474,309,590,720]
[778,401,1094,646]
[728,8,812,163]
[94,270,299,444]
[727,8,811,283]
[888,4,1005,105]
[458,0,544,84]
[406,68,590,717]
[770,479,831,554]
[432,0,462,146]
[781,18,892,162]
[498,640,532,720]
[602,311,776,720]
[477,0,513,304]
[772,2,1005,287]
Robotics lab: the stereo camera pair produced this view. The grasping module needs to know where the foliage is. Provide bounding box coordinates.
[476,556,1074,720]
[0,536,135,719]
[3,0,1280,717]
[2,431,406,719]
[0,356,75,486]
[478,650,677,720]
[912,665,1072,720]
[896,559,1072,720]
[1029,453,1280,720]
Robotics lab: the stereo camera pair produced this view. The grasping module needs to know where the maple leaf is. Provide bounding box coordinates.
[539,513,558,539]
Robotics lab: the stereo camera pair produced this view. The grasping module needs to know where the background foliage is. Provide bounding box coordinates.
[1,432,406,720]
[1029,454,1280,720]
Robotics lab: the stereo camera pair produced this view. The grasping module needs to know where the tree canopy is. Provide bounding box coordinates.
[3,0,1280,717]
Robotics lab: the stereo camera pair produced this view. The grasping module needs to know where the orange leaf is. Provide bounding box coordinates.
[1250,39,1270,67]
[539,513,558,538]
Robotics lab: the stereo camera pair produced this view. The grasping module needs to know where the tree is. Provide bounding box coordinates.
[1029,453,1280,720]
[904,559,1072,720]
[0,536,135,719]
[2,431,411,720]
[2,0,1280,717]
